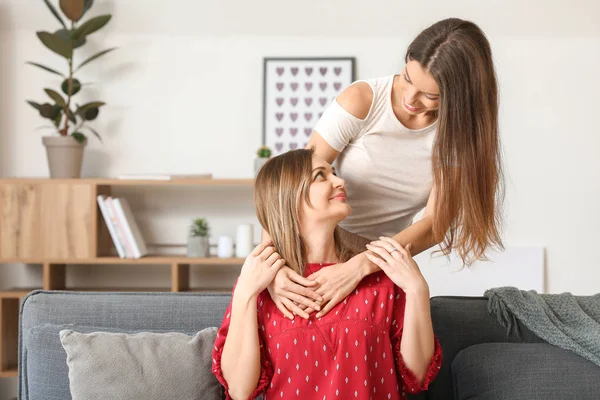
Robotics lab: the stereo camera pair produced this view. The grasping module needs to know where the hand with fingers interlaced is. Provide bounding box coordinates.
[365,236,429,295]
[267,267,324,320]
[304,262,365,318]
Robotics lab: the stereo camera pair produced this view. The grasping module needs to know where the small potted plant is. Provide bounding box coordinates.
[187,218,210,257]
[255,145,272,176]
[26,0,116,178]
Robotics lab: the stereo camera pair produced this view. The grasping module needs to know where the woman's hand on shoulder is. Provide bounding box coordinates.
[365,237,429,295]
[267,267,324,320]
[237,241,286,297]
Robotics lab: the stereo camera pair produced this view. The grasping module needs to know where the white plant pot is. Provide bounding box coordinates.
[187,236,209,257]
[42,135,87,178]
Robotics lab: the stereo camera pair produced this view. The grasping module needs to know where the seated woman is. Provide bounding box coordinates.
[212,148,442,400]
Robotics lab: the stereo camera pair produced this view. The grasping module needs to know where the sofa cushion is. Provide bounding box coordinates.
[23,323,221,400]
[59,327,222,400]
[452,343,600,400]
[19,291,231,400]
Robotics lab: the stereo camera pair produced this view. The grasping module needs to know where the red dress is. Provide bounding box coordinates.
[212,263,442,400]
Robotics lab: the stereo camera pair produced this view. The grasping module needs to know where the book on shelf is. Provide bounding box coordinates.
[97,195,149,259]
[97,195,126,258]
[117,173,213,181]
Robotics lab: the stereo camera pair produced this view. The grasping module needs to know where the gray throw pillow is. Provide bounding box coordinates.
[59,327,223,400]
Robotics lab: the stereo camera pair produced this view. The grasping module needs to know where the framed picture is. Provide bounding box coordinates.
[262,57,356,155]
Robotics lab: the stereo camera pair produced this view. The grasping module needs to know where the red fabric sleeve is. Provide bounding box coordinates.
[211,287,273,400]
[390,288,443,395]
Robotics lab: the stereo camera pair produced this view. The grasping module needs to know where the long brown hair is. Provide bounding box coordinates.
[406,18,504,265]
[254,149,355,275]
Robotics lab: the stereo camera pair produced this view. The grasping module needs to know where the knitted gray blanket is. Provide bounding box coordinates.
[484,286,600,366]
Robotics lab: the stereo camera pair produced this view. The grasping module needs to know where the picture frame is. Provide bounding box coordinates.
[262,57,356,155]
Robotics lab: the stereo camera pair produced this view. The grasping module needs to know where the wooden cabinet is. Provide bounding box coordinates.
[0,177,253,378]
[0,182,95,259]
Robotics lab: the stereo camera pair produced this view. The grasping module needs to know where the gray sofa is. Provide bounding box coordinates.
[18,290,600,400]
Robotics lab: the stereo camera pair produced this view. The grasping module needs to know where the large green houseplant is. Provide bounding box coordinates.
[27,0,116,178]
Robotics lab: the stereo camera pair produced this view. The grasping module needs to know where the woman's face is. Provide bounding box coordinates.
[398,59,441,115]
[300,155,351,226]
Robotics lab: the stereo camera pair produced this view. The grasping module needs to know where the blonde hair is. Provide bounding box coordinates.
[254,149,356,275]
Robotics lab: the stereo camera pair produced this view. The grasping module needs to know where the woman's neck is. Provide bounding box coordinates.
[302,224,338,264]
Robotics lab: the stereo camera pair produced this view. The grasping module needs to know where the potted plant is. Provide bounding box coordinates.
[187,218,210,257]
[26,0,116,178]
[255,145,272,176]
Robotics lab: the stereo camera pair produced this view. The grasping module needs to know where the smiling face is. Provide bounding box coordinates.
[397,59,441,115]
[300,154,351,227]
[253,149,353,275]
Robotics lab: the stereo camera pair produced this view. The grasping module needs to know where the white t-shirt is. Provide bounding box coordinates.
[314,75,437,240]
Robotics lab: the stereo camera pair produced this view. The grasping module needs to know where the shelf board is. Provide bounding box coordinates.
[0,368,17,378]
[0,177,254,186]
[0,289,33,299]
[0,256,245,265]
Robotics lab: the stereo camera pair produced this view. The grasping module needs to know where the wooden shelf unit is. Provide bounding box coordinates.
[0,177,252,378]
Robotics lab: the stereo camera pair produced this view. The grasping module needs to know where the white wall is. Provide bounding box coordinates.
[1,0,600,397]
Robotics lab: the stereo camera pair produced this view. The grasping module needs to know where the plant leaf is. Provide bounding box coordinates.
[27,100,42,111]
[53,112,62,127]
[61,78,82,96]
[55,29,86,49]
[84,125,103,142]
[26,61,65,77]
[72,36,86,49]
[76,101,105,115]
[83,107,99,120]
[75,47,116,71]
[36,31,73,59]
[50,105,63,119]
[81,0,94,19]
[59,0,84,22]
[39,103,54,118]
[43,0,66,29]
[68,109,77,123]
[74,15,111,40]
[44,89,66,107]
[71,131,86,143]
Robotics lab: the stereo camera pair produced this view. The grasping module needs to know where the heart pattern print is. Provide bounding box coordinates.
[264,58,355,155]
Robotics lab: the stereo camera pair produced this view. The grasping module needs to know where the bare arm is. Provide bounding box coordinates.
[365,239,439,388]
[401,286,435,384]
[393,183,437,256]
[220,243,283,400]
[351,186,439,279]
[306,81,372,162]
[221,285,262,400]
